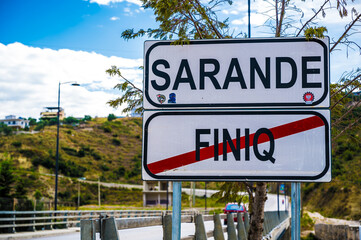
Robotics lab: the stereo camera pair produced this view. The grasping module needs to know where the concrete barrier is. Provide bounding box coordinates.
[195,214,207,240]
[227,213,237,240]
[237,212,247,240]
[163,215,172,240]
[213,214,225,240]
[79,211,290,240]
[116,216,162,229]
[315,223,360,240]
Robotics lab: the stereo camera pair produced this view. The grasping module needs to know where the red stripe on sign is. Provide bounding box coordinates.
[147,115,325,174]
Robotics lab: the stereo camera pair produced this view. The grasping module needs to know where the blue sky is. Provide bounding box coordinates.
[0,0,149,58]
[0,0,360,119]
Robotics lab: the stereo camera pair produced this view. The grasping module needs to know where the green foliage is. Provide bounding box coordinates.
[0,154,16,197]
[112,138,121,146]
[58,158,86,178]
[11,141,22,148]
[63,116,79,125]
[213,182,249,205]
[107,1,234,115]
[103,125,112,133]
[34,122,45,131]
[301,233,318,240]
[100,164,110,172]
[121,0,231,41]
[106,66,143,115]
[48,118,58,126]
[28,118,37,126]
[62,146,78,156]
[107,113,117,121]
[304,26,328,40]
[83,115,92,122]
[0,123,13,136]
[114,166,126,177]
[34,189,42,200]
[301,212,315,231]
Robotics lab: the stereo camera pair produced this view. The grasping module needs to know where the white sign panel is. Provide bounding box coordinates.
[144,38,329,109]
[142,110,331,182]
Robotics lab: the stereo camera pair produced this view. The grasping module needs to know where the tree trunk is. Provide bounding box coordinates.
[248,182,267,240]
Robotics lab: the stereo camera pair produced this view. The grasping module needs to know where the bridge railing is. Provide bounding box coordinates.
[81,211,290,240]
[0,210,200,233]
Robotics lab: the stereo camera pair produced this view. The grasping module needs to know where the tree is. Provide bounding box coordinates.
[63,116,79,125]
[0,123,12,136]
[0,154,16,198]
[108,0,360,238]
[82,115,92,122]
[28,117,37,126]
[107,113,117,121]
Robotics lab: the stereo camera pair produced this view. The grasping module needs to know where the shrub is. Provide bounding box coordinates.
[100,164,110,171]
[103,126,112,133]
[107,114,116,121]
[301,213,315,231]
[112,138,121,146]
[115,166,126,177]
[11,141,22,148]
[61,147,78,156]
[91,151,102,160]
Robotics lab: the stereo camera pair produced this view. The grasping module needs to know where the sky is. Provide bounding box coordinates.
[0,0,360,119]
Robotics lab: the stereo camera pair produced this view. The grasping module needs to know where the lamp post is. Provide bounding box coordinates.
[54,81,80,211]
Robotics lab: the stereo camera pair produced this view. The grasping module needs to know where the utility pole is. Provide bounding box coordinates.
[98,177,101,207]
[77,180,80,209]
[205,182,207,211]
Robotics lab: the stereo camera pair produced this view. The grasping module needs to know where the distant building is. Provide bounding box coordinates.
[143,181,172,207]
[0,115,29,129]
[40,107,65,120]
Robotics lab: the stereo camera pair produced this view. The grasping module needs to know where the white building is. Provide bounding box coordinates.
[143,181,173,207]
[0,115,30,129]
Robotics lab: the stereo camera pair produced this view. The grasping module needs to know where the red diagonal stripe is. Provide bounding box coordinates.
[147,115,325,174]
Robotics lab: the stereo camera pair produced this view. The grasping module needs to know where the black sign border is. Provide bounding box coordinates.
[144,38,329,108]
[143,110,330,181]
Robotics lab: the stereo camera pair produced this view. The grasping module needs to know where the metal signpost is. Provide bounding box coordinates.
[142,37,331,240]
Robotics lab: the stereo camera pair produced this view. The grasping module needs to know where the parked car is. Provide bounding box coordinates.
[223,203,247,225]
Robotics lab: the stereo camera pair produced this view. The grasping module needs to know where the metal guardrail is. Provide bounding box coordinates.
[80,211,290,240]
[0,210,200,233]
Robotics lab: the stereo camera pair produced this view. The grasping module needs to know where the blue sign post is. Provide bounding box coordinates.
[172,182,182,240]
[291,182,301,240]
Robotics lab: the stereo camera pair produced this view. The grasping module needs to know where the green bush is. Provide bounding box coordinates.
[301,213,315,231]
[11,141,22,148]
[91,151,102,160]
[112,138,121,146]
[107,114,117,121]
[115,166,126,177]
[103,126,112,133]
[61,147,78,156]
[100,164,110,171]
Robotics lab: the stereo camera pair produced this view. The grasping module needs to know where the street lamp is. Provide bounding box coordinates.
[54,81,80,211]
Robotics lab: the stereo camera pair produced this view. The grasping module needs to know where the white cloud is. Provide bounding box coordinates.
[222,9,239,15]
[88,0,141,6]
[0,43,143,119]
[110,16,120,21]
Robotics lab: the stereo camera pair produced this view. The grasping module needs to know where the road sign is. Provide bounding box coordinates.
[142,110,331,182]
[144,38,329,109]
[280,184,285,194]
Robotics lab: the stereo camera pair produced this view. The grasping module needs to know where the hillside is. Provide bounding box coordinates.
[302,106,361,220]
[0,117,143,207]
